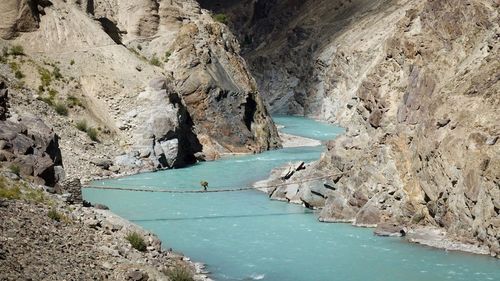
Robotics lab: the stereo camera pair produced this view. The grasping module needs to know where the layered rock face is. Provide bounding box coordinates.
[0,81,63,186]
[208,0,499,256]
[0,0,280,180]
[0,0,52,39]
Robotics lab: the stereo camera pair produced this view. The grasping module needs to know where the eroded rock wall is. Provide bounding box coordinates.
[0,0,280,180]
[213,0,499,256]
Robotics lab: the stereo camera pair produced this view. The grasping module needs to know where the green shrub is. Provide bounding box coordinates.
[125,232,147,252]
[48,208,63,222]
[150,54,162,67]
[163,266,194,281]
[0,185,21,199]
[164,51,171,62]
[70,60,75,65]
[54,102,68,116]
[9,61,20,72]
[213,13,229,24]
[10,45,24,56]
[67,95,83,108]
[75,120,87,132]
[48,89,58,99]
[38,67,52,87]
[25,188,47,203]
[137,44,142,51]
[52,66,63,80]
[86,127,99,142]
[14,70,25,79]
[38,96,53,106]
[9,164,20,176]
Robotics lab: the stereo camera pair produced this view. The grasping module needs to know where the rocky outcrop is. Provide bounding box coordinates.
[0,81,8,120]
[0,82,63,186]
[0,0,52,39]
[0,0,280,181]
[117,77,202,170]
[212,0,499,256]
[87,0,281,158]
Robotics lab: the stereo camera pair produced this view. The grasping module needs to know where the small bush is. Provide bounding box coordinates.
[48,89,58,99]
[163,266,194,281]
[39,96,54,106]
[9,61,20,72]
[70,59,75,65]
[137,44,142,51]
[86,127,99,142]
[164,51,171,62]
[14,70,25,79]
[9,164,20,176]
[10,45,25,56]
[213,13,229,24]
[125,232,147,252]
[67,95,83,108]
[52,66,63,80]
[48,208,63,222]
[54,102,68,116]
[25,188,47,203]
[150,54,162,67]
[0,185,21,199]
[38,67,52,87]
[75,120,87,132]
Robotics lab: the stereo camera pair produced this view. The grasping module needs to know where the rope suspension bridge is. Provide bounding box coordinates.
[83,172,346,194]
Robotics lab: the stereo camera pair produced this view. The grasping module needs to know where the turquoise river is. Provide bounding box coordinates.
[83,116,500,281]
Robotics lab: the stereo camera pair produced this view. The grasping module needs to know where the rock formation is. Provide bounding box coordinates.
[0,80,63,186]
[206,0,499,256]
[0,0,280,181]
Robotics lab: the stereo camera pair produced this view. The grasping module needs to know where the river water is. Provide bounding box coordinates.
[83,116,499,281]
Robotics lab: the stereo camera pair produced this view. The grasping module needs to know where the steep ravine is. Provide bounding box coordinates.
[201,0,500,257]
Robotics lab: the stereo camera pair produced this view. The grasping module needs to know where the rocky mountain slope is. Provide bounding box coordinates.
[0,0,280,182]
[205,0,500,257]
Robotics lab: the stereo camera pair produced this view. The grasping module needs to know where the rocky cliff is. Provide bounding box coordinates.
[205,0,500,256]
[0,0,280,181]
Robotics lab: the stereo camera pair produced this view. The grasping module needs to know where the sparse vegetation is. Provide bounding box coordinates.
[52,66,63,80]
[54,102,68,116]
[9,61,20,72]
[213,13,229,24]
[0,175,53,204]
[70,59,75,65]
[14,70,25,79]
[48,208,63,222]
[10,45,25,56]
[163,266,194,281]
[125,232,147,252]
[150,54,162,67]
[25,188,48,203]
[164,51,171,62]
[86,127,99,142]
[0,47,7,63]
[75,120,88,132]
[9,164,21,176]
[67,95,83,108]
[0,177,21,199]
[38,67,52,87]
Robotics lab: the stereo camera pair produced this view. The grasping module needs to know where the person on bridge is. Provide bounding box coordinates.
[200,180,208,192]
